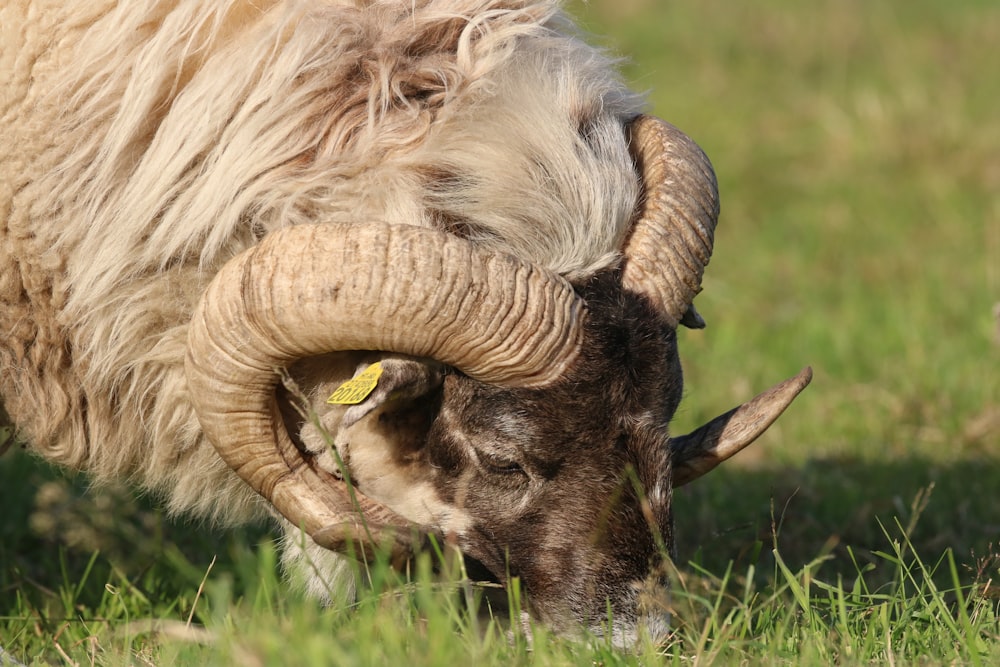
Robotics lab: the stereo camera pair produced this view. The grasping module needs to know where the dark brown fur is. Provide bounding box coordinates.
[332,270,681,636]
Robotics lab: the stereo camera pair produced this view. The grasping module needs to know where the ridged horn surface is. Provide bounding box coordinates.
[671,367,813,487]
[623,115,720,328]
[185,223,585,549]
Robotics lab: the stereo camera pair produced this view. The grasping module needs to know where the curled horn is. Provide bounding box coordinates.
[671,367,813,486]
[623,116,812,481]
[622,115,719,329]
[185,223,585,561]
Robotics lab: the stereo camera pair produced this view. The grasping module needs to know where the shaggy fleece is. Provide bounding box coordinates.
[0,0,642,522]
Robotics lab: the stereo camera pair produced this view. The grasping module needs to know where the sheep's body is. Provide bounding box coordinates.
[1,0,641,522]
[2,2,815,642]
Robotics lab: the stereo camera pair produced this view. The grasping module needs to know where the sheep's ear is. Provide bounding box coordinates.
[297,356,446,482]
[334,357,445,431]
[314,357,446,493]
[678,304,706,329]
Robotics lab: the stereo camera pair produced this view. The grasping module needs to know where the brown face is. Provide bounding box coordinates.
[324,271,683,643]
[427,387,675,640]
[185,119,809,647]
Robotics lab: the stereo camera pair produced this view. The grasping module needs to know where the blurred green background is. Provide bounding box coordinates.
[2,0,998,660]
[567,0,998,577]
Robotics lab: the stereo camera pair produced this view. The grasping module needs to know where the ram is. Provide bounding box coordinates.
[0,0,810,646]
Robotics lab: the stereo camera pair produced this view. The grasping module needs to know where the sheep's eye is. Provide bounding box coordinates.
[477,451,525,476]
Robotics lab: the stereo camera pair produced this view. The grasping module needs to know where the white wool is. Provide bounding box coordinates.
[1,0,642,523]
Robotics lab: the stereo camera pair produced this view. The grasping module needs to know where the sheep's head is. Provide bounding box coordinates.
[185,116,810,645]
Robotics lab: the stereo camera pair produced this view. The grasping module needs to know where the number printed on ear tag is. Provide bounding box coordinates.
[326,362,383,405]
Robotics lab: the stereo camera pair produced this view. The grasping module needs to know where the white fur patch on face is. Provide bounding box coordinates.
[305,402,473,536]
[366,479,473,536]
[349,449,473,533]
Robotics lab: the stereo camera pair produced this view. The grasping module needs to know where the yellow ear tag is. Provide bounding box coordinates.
[327,362,383,405]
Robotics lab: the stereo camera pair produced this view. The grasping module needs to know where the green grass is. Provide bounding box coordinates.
[3,0,999,663]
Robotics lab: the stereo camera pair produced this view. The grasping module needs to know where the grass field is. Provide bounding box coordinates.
[2,0,998,664]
